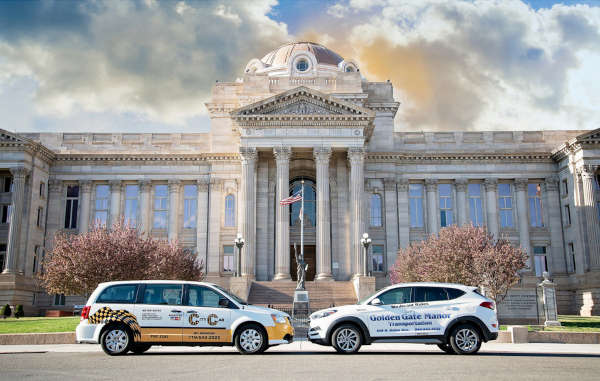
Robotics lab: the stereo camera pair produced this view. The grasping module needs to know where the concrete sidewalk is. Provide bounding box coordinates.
[1,341,599,355]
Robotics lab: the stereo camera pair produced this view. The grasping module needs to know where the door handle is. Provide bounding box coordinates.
[446,307,459,311]
[171,310,182,313]
[187,310,198,313]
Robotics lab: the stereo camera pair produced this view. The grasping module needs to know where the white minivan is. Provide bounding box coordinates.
[76,280,294,355]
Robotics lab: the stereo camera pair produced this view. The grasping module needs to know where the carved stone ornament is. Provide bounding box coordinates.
[484,178,498,191]
[397,178,409,192]
[577,164,598,179]
[425,178,438,192]
[48,179,63,193]
[239,147,258,163]
[347,147,366,164]
[197,176,210,191]
[455,179,468,192]
[515,178,529,191]
[139,179,153,192]
[9,166,30,179]
[168,179,181,193]
[273,146,291,162]
[269,101,332,115]
[79,180,93,193]
[313,146,332,163]
[544,175,560,191]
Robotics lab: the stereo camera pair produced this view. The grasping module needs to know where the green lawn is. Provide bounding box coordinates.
[500,315,600,332]
[0,316,80,334]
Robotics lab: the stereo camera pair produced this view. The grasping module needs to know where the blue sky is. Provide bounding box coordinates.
[0,0,599,133]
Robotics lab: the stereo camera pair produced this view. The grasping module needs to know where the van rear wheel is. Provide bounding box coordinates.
[130,343,152,354]
[100,325,132,356]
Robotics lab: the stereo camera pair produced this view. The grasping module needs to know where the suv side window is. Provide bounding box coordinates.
[446,288,466,300]
[413,287,448,302]
[187,286,223,307]
[377,287,412,305]
[96,284,138,304]
[142,284,183,305]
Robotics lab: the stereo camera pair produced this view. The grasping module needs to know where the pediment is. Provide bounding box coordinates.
[232,86,373,117]
[0,129,30,144]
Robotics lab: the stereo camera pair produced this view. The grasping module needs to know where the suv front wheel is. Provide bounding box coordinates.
[449,324,481,355]
[331,324,362,354]
[100,325,132,356]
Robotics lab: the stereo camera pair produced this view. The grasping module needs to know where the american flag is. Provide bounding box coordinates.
[279,192,302,205]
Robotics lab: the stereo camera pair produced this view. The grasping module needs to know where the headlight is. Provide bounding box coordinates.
[310,309,337,320]
[271,314,287,324]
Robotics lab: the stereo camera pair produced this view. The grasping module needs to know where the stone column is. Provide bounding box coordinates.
[348,147,366,277]
[139,180,152,235]
[78,180,92,233]
[484,178,499,238]
[384,178,399,273]
[46,179,63,246]
[578,165,600,270]
[515,179,532,268]
[109,180,122,226]
[397,178,410,249]
[314,146,333,281]
[425,179,438,235]
[207,178,222,277]
[168,179,181,241]
[196,176,209,268]
[240,147,257,278]
[456,179,468,226]
[273,146,291,280]
[544,176,566,274]
[3,167,29,274]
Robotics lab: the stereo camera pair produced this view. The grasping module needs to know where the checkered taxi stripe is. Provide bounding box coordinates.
[88,307,142,341]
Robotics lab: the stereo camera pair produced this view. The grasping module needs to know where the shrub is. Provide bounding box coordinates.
[1,304,11,319]
[14,304,24,318]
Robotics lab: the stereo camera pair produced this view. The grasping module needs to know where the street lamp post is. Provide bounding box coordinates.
[234,234,245,277]
[360,233,372,276]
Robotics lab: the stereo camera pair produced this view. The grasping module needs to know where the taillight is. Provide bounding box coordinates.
[480,301,494,310]
[81,306,91,320]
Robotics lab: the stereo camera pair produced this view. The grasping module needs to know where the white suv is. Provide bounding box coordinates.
[76,280,294,355]
[308,282,498,354]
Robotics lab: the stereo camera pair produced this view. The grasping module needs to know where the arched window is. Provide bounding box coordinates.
[289,178,316,227]
[370,194,382,227]
[224,194,235,227]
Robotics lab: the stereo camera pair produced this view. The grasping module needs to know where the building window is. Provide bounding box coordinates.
[562,179,568,197]
[2,176,12,192]
[124,185,139,227]
[1,205,11,224]
[289,179,316,227]
[32,245,40,274]
[39,182,46,198]
[224,194,235,227]
[528,183,544,227]
[533,246,547,277]
[54,294,65,306]
[36,207,44,228]
[64,185,79,229]
[467,183,483,226]
[0,244,6,272]
[564,204,571,226]
[439,184,453,227]
[568,242,575,273]
[94,185,110,226]
[153,185,168,229]
[223,245,235,273]
[371,245,385,273]
[183,185,197,229]
[370,194,383,227]
[409,184,424,228]
[498,183,514,228]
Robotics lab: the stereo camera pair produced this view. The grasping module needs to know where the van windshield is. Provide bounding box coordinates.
[213,285,248,305]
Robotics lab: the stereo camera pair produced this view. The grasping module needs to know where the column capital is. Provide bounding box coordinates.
[455,179,468,192]
[109,179,122,191]
[240,147,258,163]
[9,166,30,179]
[210,178,223,191]
[79,180,93,193]
[484,178,498,191]
[48,179,63,193]
[384,178,396,191]
[515,178,529,191]
[313,146,332,163]
[347,147,366,164]
[543,175,560,192]
[197,176,210,191]
[425,178,438,192]
[168,179,181,193]
[577,164,598,179]
[139,179,152,192]
[273,146,291,162]
[397,178,409,192]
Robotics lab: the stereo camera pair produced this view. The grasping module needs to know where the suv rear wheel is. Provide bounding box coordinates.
[100,325,132,356]
[437,343,456,354]
[331,324,362,354]
[449,324,481,355]
[235,324,268,354]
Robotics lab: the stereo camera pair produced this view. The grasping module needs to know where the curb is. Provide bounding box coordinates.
[0,332,75,345]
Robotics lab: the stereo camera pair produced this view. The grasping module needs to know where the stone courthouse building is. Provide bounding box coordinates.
[0,42,599,315]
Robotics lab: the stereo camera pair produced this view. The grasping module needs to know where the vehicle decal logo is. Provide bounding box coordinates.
[88,307,142,341]
[207,314,224,326]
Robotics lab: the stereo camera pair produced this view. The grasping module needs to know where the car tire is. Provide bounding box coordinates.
[331,324,362,354]
[130,343,152,354]
[437,343,456,354]
[449,324,481,355]
[235,324,268,355]
[100,325,132,356]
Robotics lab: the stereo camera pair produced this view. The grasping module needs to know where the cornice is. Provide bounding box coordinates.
[0,132,56,163]
[366,152,555,163]
[53,153,240,163]
[551,128,600,161]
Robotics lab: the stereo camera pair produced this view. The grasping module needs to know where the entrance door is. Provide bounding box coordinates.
[290,245,316,281]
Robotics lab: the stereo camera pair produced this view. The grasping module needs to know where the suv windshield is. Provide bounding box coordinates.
[357,289,382,305]
[213,285,248,305]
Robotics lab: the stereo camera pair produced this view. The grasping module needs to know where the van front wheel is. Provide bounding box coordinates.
[235,324,268,354]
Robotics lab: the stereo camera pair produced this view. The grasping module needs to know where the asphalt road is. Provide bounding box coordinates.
[1,343,600,381]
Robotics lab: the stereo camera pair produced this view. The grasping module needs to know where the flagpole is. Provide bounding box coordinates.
[300,179,304,263]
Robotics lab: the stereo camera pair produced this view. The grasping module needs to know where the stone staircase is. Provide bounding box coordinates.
[247,281,357,309]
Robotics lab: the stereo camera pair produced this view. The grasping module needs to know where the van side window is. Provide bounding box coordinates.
[96,285,138,304]
[413,287,448,302]
[446,288,466,300]
[187,286,222,307]
[142,284,183,305]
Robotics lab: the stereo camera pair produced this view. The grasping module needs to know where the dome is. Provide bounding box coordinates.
[261,42,344,67]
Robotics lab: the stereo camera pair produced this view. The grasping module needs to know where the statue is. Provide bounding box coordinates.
[294,243,308,291]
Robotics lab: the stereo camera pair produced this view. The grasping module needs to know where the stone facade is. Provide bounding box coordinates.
[0,42,599,315]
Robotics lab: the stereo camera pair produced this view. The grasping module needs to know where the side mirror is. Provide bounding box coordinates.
[218,298,230,308]
[371,298,383,306]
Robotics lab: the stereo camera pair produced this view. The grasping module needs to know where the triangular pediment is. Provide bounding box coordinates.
[232,86,373,117]
[0,129,31,144]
